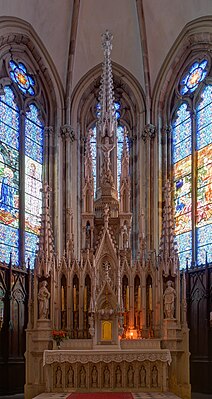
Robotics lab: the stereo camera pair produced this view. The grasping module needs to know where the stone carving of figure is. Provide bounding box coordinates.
[91,366,98,387]
[85,223,91,249]
[127,365,134,388]
[67,366,74,387]
[164,280,176,319]
[37,280,50,319]
[123,224,129,249]
[100,136,115,172]
[103,203,110,227]
[151,365,158,387]
[116,365,122,387]
[104,366,110,388]
[80,366,86,388]
[56,366,62,388]
[140,366,146,387]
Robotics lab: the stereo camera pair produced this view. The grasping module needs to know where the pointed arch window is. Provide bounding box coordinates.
[0,60,44,267]
[171,57,212,267]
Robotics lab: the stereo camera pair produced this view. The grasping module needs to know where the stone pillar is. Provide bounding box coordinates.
[141,124,156,251]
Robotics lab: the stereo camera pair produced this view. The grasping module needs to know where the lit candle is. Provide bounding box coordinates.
[73,285,77,312]
[137,285,141,311]
[61,286,65,311]
[83,286,87,312]
[149,285,152,311]
[126,285,129,312]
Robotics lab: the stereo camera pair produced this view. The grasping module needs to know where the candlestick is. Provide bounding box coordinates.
[126,285,129,312]
[137,285,141,311]
[61,286,65,311]
[149,285,152,311]
[73,285,77,312]
[83,286,87,312]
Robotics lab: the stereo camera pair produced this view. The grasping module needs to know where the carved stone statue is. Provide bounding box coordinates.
[67,366,74,387]
[103,366,110,388]
[115,365,122,387]
[38,280,50,319]
[123,224,129,249]
[140,366,146,387]
[127,365,134,388]
[100,136,115,172]
[80,366,86,388]
[85,223,91,249]
[91,366,98,387]
[55,366,62,388]
[151,365,158,387]
[164,280,176,319]
[103,203,110,227]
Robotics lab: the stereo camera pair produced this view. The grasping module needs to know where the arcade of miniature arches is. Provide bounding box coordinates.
[24,31,190,399]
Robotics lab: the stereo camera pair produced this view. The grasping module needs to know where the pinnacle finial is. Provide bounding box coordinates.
[101,30,113,53]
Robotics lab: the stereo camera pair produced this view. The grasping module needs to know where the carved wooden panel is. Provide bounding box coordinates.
[187,265,212,393]
[0,263,29,394]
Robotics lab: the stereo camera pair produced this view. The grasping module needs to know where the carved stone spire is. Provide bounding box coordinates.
[120,127,129,180]
[35,182,55,278]
[84,129,94,187]
[98,30,116,136]
[120,127,131,214]
[96,30,118,198]
[159,180,179,277]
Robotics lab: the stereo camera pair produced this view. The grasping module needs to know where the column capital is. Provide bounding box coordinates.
[141,124,156,142]
[44,126,54,136]
[60,124,75,142]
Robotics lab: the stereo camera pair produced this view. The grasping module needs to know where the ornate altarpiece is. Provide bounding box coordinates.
[25,31,190,399]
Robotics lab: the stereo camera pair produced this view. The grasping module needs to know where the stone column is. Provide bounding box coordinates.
[60,125,75,251]
[141,124,156,251]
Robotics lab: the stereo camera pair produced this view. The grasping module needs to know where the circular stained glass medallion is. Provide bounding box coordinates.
[179,59,208,95]
[9,60,35,95]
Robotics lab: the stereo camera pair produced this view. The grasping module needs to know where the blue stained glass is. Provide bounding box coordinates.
[0,223,19,246]
[0,121,19,150]
[0,224,19,265]
[0,86,19,111]
[196,85,212,111]
[197,224,212,246]
[26,104,42,126]
[0,242,19,265]
[25,250,36,268]
[178,250,192,269]
[25,231,39,252]
[117,125,129,194]
[25,231,38,268]
[25,137,43,163]
[175,230,192,251]
[197,244,212,265]
[9,61,35,95]
[179,59,208,95]
[25,119,43,146]
[172,104,192,163]
[196,86,212,150]
[172,137,191,163]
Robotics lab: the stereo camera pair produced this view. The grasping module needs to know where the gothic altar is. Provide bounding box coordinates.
[24,31,190,399]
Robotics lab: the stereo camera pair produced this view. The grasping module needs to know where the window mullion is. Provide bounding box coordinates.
[191,106,197,265]
[19,111,25,267]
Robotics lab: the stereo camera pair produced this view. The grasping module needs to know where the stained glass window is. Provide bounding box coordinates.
[172,59,212,268]
[9,61,35,95]
[0,61,44,267]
